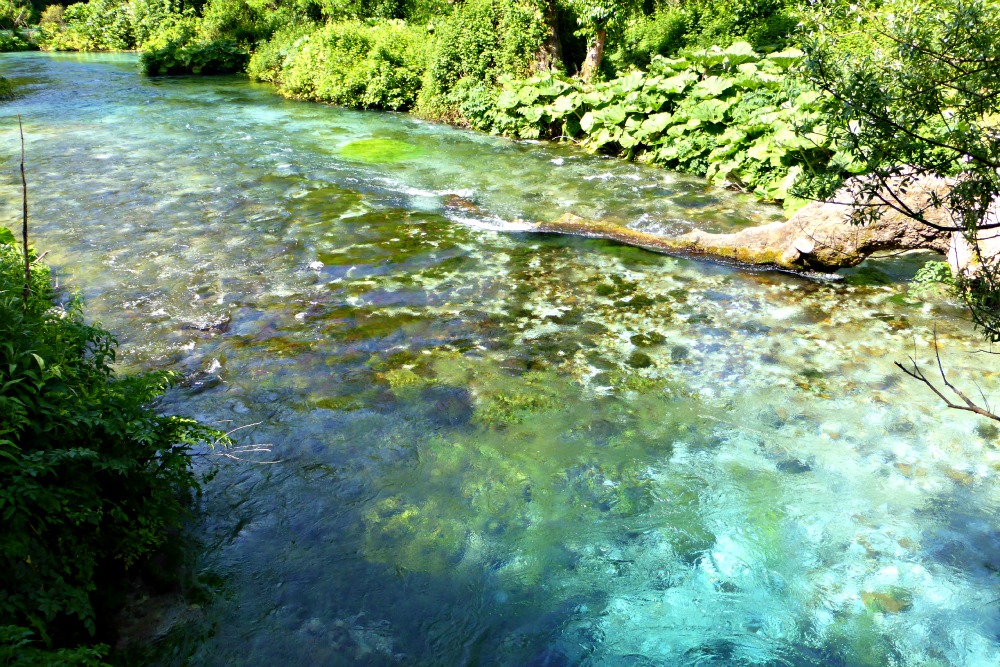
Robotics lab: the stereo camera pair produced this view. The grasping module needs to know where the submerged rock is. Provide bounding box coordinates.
[861,589,913,614]
[183,312,232,334]
[421,385,474,427]
[627,352,654,369]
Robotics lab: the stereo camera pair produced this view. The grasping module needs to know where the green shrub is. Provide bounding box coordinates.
[199,0,283,44]
[0,230,223,658]
[417,0,548,124]
[131,0,188,48]
[684,0,801,51]
[0,28,30,51]
[140,16,249,74]
[913,261,955,287]
[250,19,429,110]
[0,0,32,29]
[605,9,690,72]
[244,21,316,82]
[41,0,136,51]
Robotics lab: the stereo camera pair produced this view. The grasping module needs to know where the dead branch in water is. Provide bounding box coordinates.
[896,326,1000,422]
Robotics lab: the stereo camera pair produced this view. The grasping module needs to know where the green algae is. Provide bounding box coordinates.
[339,138,426,163]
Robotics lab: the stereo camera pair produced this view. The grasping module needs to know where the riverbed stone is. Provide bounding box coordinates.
[861,589,913,614]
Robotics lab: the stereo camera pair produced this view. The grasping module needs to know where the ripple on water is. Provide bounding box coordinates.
[1,52,998,666]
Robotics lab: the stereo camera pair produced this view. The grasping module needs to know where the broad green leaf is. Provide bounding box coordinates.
[639,112,673,137]
[580,111,595,133]
[599,105,628,127]
[763,165,803,200]
[685,46,728,68]
[690,99,732,123]
[519,105,545,124]
[517,86,541,106]
[619,71,645,92]
[723,42,759,66]
[549,93,580,116]
[767,48,805,69]
[747,136,775,162]
[581,90,612,106]
[795,90,824,108]
[649,55,687,74]
[535,78,572,97]
[0,227,14,246]
[692,76,734,99]
[719,127,748,145]
[619,131,640,149]
[656,72,697,95]
[496,89,519,110]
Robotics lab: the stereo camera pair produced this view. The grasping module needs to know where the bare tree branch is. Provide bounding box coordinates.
[896,327,1000,422]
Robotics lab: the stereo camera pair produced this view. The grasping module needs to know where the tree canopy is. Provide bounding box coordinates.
[804,0,1000,342]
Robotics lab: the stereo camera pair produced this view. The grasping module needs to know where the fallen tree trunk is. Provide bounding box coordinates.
[537,175,956,273]
[447,175,962,276]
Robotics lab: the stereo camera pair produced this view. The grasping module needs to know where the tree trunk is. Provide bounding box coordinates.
[580,28,606,82]
[535,1,564,72]
[537,176,957,274]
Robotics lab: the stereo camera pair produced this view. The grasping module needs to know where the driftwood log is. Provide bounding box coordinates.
[447,174,988,277]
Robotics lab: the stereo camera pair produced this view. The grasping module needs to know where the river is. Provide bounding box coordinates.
[2,52,999,666]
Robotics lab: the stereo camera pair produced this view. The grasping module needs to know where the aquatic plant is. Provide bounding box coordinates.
[339,138,426,163]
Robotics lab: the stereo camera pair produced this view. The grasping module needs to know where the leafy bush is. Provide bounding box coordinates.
[140,16,249,74]
[41,0,136,51]
[199,0,300,45]
[249,19,429,110]
[913,261,955,287]
[605,9,690,72]
[0,28,30,51]
[131,0,189,48]
[244,21,318,82]
[0,230,223,659]
[417,0,548,123]
[684,0,802,51]
[0,0,32,30]
[491,42,853,207]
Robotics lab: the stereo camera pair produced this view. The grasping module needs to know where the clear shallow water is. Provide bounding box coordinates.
[2,52,1000,666]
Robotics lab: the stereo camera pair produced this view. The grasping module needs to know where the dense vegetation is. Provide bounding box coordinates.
[0,228,223,663]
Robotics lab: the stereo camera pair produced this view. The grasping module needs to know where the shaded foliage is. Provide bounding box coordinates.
[0,231,224,661]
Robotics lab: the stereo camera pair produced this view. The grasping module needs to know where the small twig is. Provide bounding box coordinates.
[895,327,1000,422]
[30,250,48,265]
[18,114,29,304]
[212,422,282,464]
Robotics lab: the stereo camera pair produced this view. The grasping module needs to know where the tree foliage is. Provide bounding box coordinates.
[0,231,224,659]
[804,0,1000,341]
[248,19,429,110]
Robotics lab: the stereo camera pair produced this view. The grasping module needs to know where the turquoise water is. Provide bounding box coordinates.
[2,52,999,666]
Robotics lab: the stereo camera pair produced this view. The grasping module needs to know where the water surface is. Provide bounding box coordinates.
[2,52,999,666]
